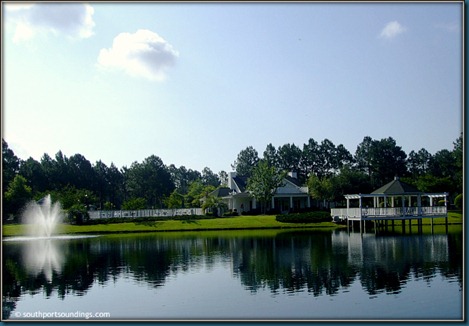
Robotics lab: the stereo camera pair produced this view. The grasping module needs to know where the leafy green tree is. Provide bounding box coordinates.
[414,175,454,193]
[307,174,334,208]
[232,146,259,177]
[334,144,354,171]
[185,180,204,207]
[355,136,375,179]
[185,180,215,208]
[331,166,373,203]
[19,157,48,194]
[218,170,229,186]
[452,133,463,193]
[124,155,174,208]
[355,136,407,187]
[454,193,463,210]
[263,143,279,170]
[277,143,302,173]
[103,201,116,210]
[2,139,21,195]
[316,139,337,178]
[168,165,201,194]
[201,195,227,216]
[247,160,285,214]
[165,190,185,208]
[373,137,407,183]
[54,151,71,188]
[300,138,320,181]
[93,160,124,209]
[122,197,147,210]
[68,154,96,191]
[201,167,220,187]
[67,204,90,225]
[407,148,431,177]
[48,186,95,211]
[40,153,57,190]
[4,175,32,221]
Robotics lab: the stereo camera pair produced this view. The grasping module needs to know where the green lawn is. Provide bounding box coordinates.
[2,215,340,237]
[2,211,462,238]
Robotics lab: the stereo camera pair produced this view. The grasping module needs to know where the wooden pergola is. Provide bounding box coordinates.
[331,177,448,233]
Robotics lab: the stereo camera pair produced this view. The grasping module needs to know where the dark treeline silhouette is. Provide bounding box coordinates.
[2,133,462,221]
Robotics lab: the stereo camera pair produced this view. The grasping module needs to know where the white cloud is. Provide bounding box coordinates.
[379,21,406,39]
[5,3,95,42]
[97,29,179,82]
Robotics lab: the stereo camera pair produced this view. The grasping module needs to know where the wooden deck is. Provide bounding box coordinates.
[331,206,448,234]
[331,206,447,221]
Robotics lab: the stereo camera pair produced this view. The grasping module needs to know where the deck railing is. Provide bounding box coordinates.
[331,206,447,219]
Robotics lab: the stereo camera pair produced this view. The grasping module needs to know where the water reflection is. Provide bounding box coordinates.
[22,239,65,282]
[3,229,462,319]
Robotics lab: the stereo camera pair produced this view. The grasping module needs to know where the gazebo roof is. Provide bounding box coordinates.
[371,177,420,195]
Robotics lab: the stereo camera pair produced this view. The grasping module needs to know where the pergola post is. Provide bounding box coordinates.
[417,195,422,216]
[402,195,405,217]
[359,195,363,234]
[445,193,448,232]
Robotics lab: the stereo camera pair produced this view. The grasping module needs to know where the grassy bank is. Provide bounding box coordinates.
[2,211,462,237]
[2,215,340,237]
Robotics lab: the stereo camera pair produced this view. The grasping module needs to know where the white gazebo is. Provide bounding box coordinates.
[331,177,448,233]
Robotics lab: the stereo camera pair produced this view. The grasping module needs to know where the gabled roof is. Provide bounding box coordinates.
[209,187,232,198]
[371,177,420,195]
[232,175,248,192]
[284,175,303,187]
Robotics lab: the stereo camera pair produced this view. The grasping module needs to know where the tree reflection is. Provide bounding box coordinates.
[2,230,462,319]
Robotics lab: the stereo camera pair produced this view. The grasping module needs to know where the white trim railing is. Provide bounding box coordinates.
[88,208,203,219]
[331,206,447,219]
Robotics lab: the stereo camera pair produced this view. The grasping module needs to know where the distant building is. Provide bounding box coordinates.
[330,177,448,229]
[209,171,311,214]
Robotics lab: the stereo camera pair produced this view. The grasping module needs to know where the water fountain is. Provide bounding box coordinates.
[3,194,97,241]
[3,194,97,282]
[22,194,63,238]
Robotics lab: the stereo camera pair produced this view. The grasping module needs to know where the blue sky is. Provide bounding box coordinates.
[2,2,462,174]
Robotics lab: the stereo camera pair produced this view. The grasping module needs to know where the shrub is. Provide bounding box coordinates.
[276,211,330,224]
[454,193,463,210]
[223,210,239,217]
[67,204,90,225]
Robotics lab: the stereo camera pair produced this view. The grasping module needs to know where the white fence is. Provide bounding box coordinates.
[88,208,203,219]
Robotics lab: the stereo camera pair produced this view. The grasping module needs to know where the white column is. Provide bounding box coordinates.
[290,196,293,209]
[417,195,422,216]
[272,197,275,209]
[359,196,362,218]
[402,195,405,216]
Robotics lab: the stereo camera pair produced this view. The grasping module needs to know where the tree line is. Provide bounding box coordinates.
[229,134,462,210]
[2,134,462,221]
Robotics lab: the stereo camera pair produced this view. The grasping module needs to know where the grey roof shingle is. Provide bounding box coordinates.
[209,187,232,198]
[233,175,248,192]
[371,177,420,195]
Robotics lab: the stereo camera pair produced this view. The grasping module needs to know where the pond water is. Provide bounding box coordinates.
[2,228,463,321]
